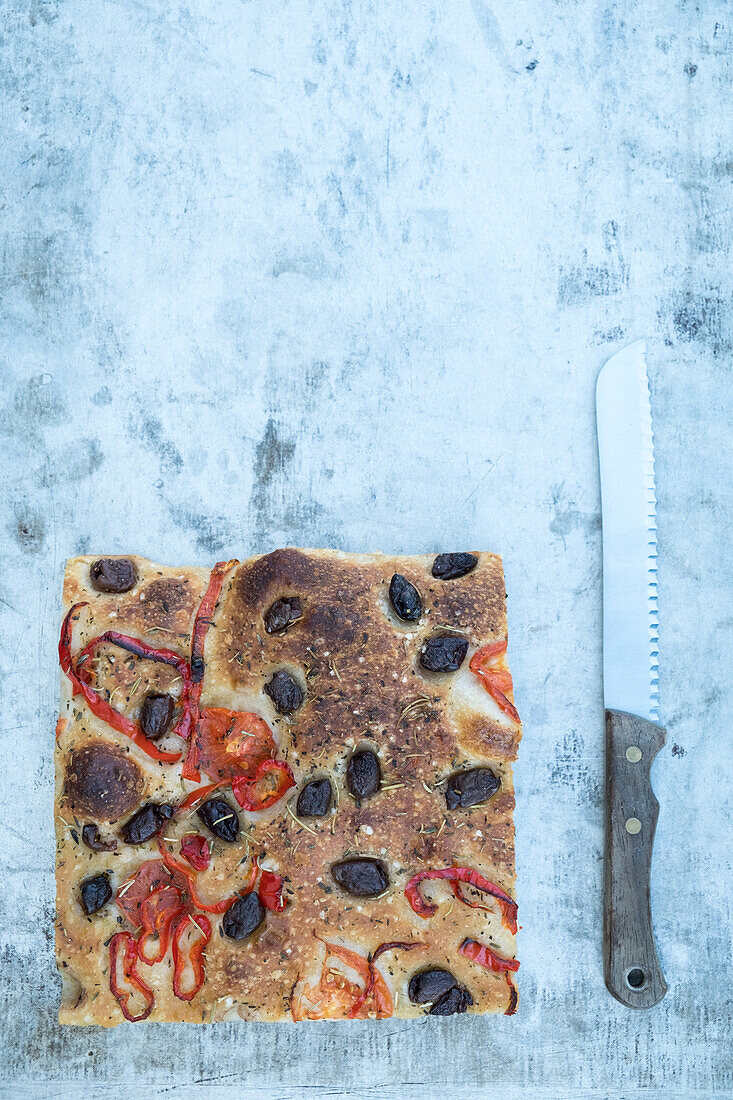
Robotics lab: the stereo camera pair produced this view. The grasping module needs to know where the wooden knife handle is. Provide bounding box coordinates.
[604,709,667,1008]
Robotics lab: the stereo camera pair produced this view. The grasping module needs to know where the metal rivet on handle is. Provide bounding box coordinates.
[625,817,642,834]
[626,745,642,763]
[625,967,647,990]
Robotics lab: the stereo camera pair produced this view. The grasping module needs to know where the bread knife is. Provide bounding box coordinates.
[596,341,667,1008]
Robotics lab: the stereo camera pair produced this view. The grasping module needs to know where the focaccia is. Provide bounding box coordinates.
[55,550,522,1025]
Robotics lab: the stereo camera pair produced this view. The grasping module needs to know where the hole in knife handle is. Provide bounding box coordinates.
[626,967,647,991]
[625,745,642,763]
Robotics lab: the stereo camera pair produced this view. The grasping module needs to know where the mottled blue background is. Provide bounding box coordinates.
[1,1,731,1097]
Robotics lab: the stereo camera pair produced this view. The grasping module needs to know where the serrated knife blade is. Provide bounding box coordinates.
[597,340,659,721]
[597,340,667,1009]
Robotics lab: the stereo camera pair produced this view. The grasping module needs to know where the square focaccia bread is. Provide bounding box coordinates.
[56,550,522,1026]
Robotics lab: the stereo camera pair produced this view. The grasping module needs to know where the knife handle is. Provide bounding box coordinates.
[604,709,667,1008]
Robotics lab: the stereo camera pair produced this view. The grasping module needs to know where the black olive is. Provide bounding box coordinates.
[407,968,458,1004]
[431,553,478,580]
[346,750,381,801]
[140,692,175,740]
[296,778,332,817]
[264,670,304,715]
[197,797,239,842]
[445,767,500,810]
[388,574,422,622]
[222,892,265,940]
[264,596,302,635]
[79,872,112,915]
[89,558,137,593]
[81,823,117,852]
[420,634,469,673]
[429,985,474,1016]
[120,802,174,845]
[331,857,389,897]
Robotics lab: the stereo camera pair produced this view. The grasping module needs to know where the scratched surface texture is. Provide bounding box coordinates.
[1,1,731,1098]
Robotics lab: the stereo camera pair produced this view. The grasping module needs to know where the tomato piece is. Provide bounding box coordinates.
[185,708,276,784]
[469,642,520,724]
[232,759,295,811]
[180,834,210,871]
[115,859,188,928]
[291,940,393,1021]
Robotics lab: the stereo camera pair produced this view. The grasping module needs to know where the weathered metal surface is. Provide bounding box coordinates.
[0,1,730,1097]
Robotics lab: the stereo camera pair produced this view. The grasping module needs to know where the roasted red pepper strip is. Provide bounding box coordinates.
[59,604,182,763]
[258,868,288,912]
[190,560,238,688]
[404,867,518,933]
[449,878,495,913]
[448,878,519,931]
[156,837,234,914]
[458,937,520,973]
[137,885,186,965]
[232,759,295,811]
[172,912,211,1001]
[469,641,520,724]
[58,603,86,686]
[180,834,210,871]
[182,560,239,781]
[504,972,518,1015]
[371,940,427,964]
[230,855,285,911]
[242,854,260,896]
[225,854,260,914]
[177,780,228,814]
[109,932,155,1022]
[320,940,392,1020]
[75,629,194,741]
[348,941,426,1018]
